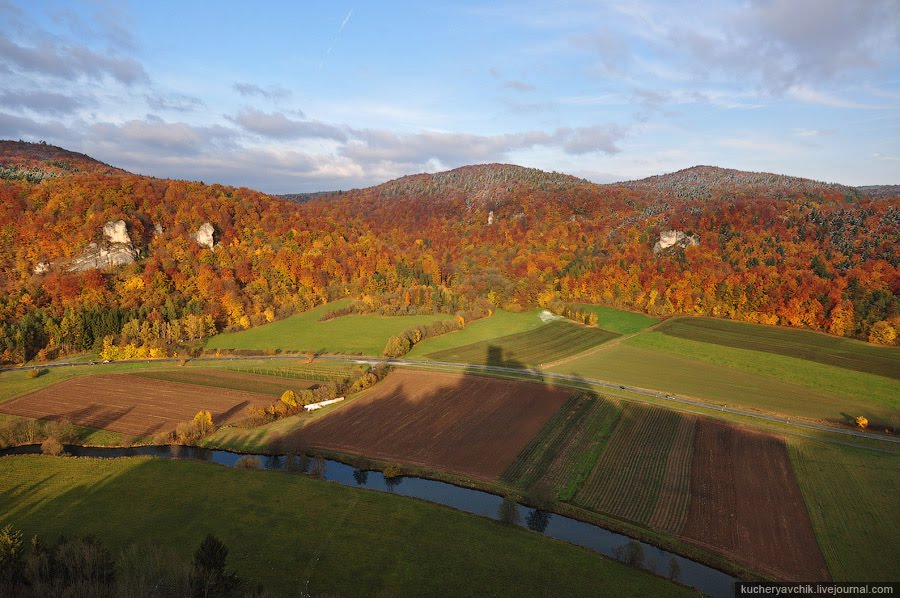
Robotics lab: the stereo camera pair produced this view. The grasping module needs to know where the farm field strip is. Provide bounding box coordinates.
[548,341,900,430]
[647,415,696,534]
[132,368,318,395]
[425,320,618,367]
[295,369,570,481]
[540,398,621,501]
[789,440,900,582]
[657,317,899,379]
[501,393,594,490]
[681,420,829,582]
[626,332,899,426]
[0,374,273,437]
[575,404,685,524]
[405,309,547,359]
[501,394,623,502]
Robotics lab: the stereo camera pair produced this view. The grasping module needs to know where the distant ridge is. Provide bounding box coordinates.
[0,140,126,180]
[620,165,859,199]
[373,163,590,198]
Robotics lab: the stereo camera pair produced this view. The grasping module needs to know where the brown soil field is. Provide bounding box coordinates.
[0,374,274,437]
[292,369,571,481]
[681,419,830,581]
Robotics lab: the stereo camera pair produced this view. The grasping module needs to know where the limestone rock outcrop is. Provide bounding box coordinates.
[67,219,138,272]
[652,230,699,255]
[193,222,215,249]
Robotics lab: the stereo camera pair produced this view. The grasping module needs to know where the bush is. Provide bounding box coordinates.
[40,436,64,456]
[382,463,402,479]
[26,368,48,379]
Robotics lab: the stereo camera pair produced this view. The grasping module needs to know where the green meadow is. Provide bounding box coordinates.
[0,456,694,597]
[205,299,453,355]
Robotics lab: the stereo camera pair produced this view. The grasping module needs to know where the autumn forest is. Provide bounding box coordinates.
[0,140,897,364]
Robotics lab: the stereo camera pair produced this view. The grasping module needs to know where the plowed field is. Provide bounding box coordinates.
[682,420,830,581]
[0,374,274,437]
[294,369,571,481]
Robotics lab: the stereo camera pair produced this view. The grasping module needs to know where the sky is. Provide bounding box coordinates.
[1,0,899,193]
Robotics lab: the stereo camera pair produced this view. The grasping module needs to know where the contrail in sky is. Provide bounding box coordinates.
[323,9,353,63]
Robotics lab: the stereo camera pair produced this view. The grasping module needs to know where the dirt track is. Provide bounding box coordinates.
[0,374,273,437]
[294,369,571,481]
[682,419,830,581]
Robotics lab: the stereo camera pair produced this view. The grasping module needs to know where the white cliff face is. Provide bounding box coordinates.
[102,219,131,244]
[193,222,215,249]
[653,230,699,254]
[67,220,138,272]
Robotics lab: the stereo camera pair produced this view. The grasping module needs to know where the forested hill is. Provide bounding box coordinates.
[0,141,897,363]
[620,165,861,201]
[0,140,126,182]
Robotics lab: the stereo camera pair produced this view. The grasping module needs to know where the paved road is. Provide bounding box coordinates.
[3,354,898,445]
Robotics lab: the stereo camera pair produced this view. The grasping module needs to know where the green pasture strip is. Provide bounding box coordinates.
[206,298,453,355]
[549,343,899,428]
[575,404,684,525]
[789,440,900,581]
[572,304,660,335]
[657,317,899,379]
[406,308,546,358]
[0,456,695,597]
[426,320,618,367]
[626,332,899,426]
[549,398,622,502]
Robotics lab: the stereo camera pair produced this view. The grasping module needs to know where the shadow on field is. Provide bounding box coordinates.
[272,345,580,483]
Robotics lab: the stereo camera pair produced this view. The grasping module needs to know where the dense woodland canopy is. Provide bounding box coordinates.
[1,140,897,363]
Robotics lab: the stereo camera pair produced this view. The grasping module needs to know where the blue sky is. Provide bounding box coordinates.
[1,0,899,192]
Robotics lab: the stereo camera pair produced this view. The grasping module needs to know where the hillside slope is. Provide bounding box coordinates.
[0,141,897,363]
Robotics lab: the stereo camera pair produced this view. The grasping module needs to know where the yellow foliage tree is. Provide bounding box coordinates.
[855,416,868,431]
[192,410,214,436]
[280,390,297,407]
[868,321,897,346]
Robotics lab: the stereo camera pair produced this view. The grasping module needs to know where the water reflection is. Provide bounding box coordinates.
[526,509,551,533]
[352,468,369,486]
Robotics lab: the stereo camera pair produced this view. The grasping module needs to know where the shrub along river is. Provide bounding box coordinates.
[1,444,736,597]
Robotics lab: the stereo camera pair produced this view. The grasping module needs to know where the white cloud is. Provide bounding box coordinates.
[787,85,888,109]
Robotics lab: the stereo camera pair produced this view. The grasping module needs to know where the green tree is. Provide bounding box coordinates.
[189,535,240,598]
[0,525,24,589]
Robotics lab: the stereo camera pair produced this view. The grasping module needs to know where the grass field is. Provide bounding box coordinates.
[549,335,900,428]
[406,308,547,358]
[501,393,621,501]
[789,440,900,581]
[205,299,453,355]
[0,456,693,597]
[626,332,899,427]
[572,305,660,335]
[658,317,899,379]
[425,320,618,367]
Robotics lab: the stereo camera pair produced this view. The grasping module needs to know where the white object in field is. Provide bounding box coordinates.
[304,397,345,411]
